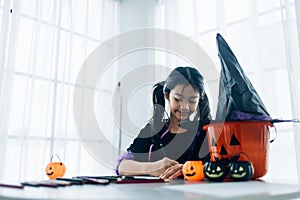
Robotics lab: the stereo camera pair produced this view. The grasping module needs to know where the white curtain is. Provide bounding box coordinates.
[0,0,120,182]
[156,0,300,182]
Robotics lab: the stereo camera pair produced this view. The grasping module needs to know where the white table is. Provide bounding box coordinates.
[0,179,300,200]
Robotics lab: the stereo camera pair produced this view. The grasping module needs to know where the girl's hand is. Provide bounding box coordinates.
[159,163,183,180]
[147,157,178,177]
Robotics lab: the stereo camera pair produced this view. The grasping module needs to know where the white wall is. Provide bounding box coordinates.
[117,0,157,151]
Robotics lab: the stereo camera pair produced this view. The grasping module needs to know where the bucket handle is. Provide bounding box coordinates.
[269,118,300,143]
[270,124,277,143]
[50,154,63,163]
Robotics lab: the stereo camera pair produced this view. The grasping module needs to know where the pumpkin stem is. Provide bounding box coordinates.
[230,152,252,163]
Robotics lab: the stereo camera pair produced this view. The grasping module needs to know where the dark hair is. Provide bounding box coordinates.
[151,66,211,136]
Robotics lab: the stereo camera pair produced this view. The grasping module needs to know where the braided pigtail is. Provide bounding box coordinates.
[151,81,167,138]
[198,92,212,121]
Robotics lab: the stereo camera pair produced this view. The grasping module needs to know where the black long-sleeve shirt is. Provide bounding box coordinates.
[125,122,209,163]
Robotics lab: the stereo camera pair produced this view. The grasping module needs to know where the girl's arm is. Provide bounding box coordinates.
[118,157,179,177]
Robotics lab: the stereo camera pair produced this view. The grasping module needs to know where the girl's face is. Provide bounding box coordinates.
[166,84,200,122]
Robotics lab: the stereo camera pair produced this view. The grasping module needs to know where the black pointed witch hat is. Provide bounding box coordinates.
[215,33,271,121]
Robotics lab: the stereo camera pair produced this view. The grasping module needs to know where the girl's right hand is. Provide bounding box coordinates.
[147,157,178,177]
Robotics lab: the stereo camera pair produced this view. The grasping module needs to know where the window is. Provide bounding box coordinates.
[1,0,299,183]
[0,0,120,182]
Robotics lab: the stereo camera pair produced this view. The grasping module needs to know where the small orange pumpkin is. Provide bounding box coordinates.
[45,155,66,179]
[182,161,205,181]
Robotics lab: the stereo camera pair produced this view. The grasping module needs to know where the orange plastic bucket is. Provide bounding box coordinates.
[203,121,273,179]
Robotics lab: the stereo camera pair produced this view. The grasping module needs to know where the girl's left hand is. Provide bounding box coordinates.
[159,163,183,180]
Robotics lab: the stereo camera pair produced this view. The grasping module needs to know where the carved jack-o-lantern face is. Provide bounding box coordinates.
[229,160,253,181]
[182,161,205,181]
[211,133,241,159]
[204,159,228,181]
[45,162,66,179]
[46,155,66,179]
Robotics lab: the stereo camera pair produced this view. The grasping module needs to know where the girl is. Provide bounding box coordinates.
[116,66,211,180]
